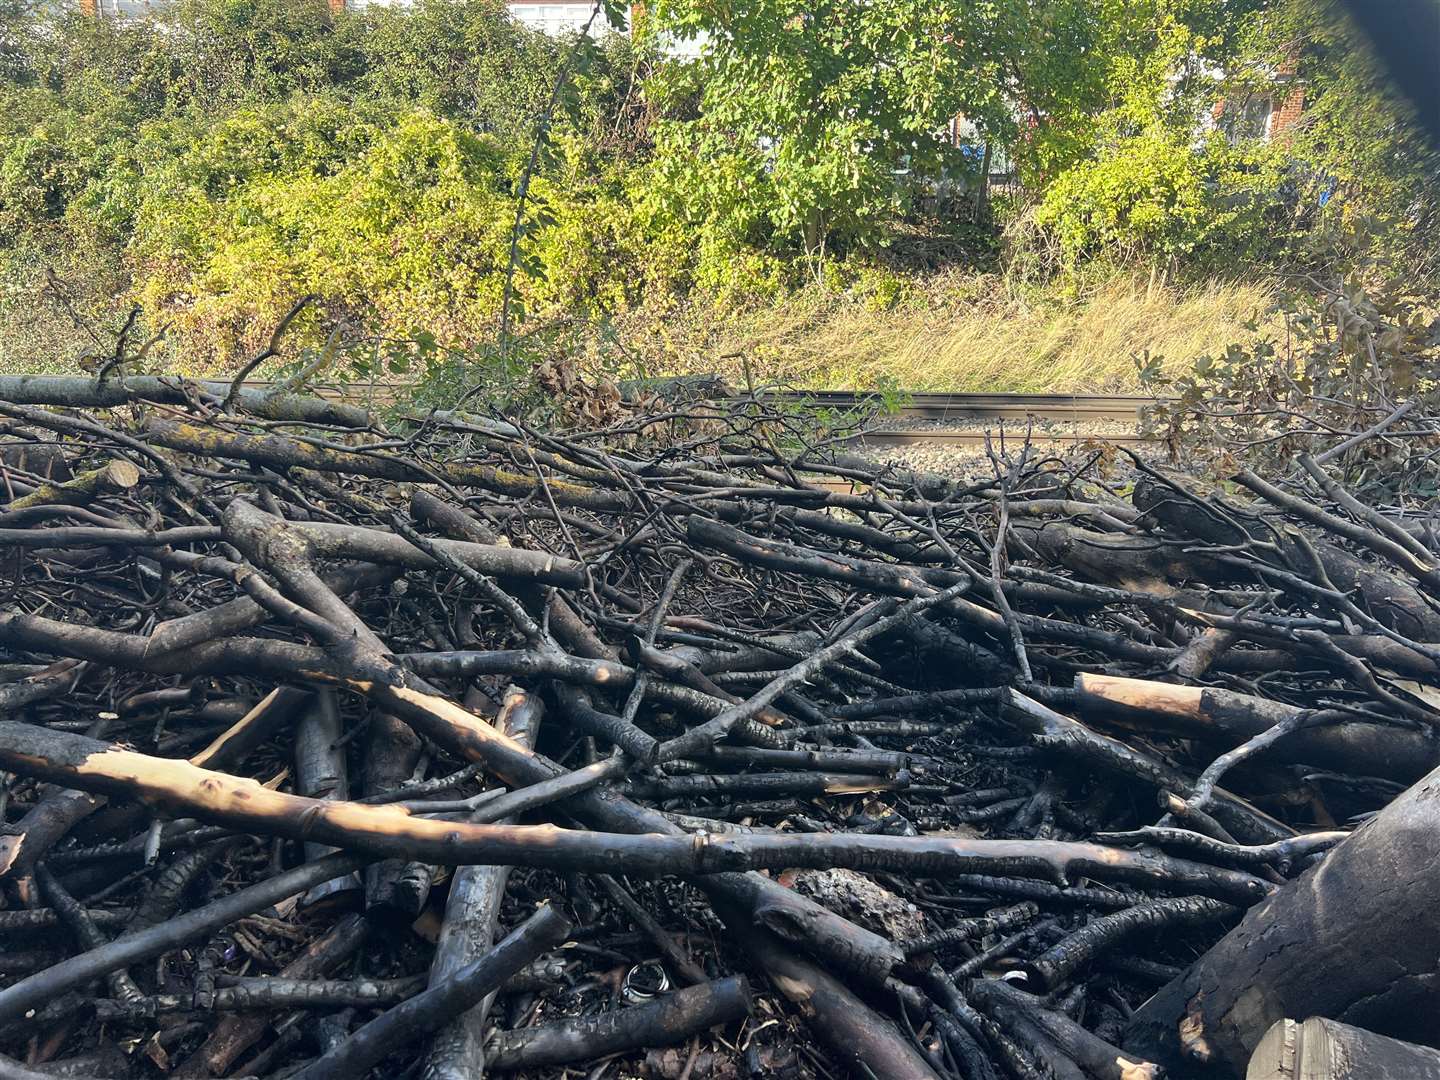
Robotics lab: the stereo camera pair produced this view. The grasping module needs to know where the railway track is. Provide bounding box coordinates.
[251,382,1162,447]
[846,428,1157,448]
[774,390,1161,448]
[777,390,1154,424]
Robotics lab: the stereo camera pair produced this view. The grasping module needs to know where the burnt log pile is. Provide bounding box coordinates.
[0,377,1437,1079]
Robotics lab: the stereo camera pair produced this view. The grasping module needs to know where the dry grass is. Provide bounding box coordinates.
[2,258,1277,397]
[621,274,1276,393]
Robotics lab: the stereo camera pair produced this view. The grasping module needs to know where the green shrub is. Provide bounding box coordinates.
[126,101,513,359]
[1034,130,1283,268]
[0,0,652,366]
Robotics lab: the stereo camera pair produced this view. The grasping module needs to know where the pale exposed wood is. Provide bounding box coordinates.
[5,459,140,511]
[1248,1017,1440,1080]
[1075,672,1440,783]
[1076,673,1204,718]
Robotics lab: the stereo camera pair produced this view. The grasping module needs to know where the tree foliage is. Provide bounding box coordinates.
[645,0,1011,260]
[644,0,1276,256]
[1229,0,1440,275]
[0,0,1435,371]
[0,0,649,362]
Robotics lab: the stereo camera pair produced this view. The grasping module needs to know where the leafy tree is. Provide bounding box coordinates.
[354,0,556,141]
[992,0,1265,181]
[645,0,1013,263]
[642,0,1278,270]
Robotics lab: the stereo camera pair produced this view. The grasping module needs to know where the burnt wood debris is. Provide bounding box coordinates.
[0,375,1435,1080]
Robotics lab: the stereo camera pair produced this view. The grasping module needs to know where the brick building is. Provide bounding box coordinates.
[1214,54,1306,143]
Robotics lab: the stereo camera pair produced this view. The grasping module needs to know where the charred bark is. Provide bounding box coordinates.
[1126,761,1440,1076]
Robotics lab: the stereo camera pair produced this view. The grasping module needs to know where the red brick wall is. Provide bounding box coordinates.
[1266,41,1303,140]
[1269,83,1305,140]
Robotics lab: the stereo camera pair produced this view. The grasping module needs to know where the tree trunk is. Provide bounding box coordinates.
[1074,672,1440,783]
[1125,762,1440,1077]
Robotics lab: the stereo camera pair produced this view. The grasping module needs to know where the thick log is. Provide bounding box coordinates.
[221,500,583,589]
[358,707,427,920]
[0,428,72,480]
[1125,761,1440,1076]
[1237,467,1440,596]
[131,841,237,928]
[1075,673,1440,783]
[1013,519,1222,592]
[0,722,1272,900]
[0,609,397,687]
[4,460,140,512]
[404,649,633,688]
[145,418,631,512]
[0,375,372,427]
[1134,475,1440,641]
[293,690,361,906]
[1248,1017,1440,1080]
[424,686,542,1080]
[695,868,903,984]
[0,525,220,550]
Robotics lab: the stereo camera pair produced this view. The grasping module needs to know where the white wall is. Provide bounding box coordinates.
[94,0,167,14]
[506,2,707,59]
[506,2,615,35]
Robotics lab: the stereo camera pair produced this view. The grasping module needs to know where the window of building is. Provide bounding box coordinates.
[1222,95,1273,143]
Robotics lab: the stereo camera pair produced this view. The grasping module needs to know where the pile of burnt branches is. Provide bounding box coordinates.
[0,374,1437,1080]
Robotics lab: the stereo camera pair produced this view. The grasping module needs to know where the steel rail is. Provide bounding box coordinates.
[848,429,1157,449]
[170,380,1164,447]
[775,390,1155,425]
